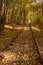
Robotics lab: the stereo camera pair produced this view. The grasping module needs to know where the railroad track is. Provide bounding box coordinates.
[0,29,23,51]
[0,26,43,65]
[31,26,43,63]
[30,26,43,64]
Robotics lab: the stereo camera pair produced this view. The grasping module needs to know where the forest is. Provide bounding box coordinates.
[0,0,43,32]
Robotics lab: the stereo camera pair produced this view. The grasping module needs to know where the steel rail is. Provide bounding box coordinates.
[30,25,43,64]
[0,29,23,51]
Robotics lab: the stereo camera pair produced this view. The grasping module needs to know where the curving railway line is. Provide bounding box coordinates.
[0,26,43,65]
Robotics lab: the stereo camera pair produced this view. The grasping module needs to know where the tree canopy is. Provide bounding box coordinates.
[0,0,43,32]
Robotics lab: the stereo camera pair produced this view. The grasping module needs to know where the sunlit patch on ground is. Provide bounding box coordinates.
[23,27,30,30]
[32,27,41,32]
[4,25,41,32]
[4,25,13,29]
[0,52,17,62]
[4,25,30,30]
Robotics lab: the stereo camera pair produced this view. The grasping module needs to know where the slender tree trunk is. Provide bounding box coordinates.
[0,0,6,34]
